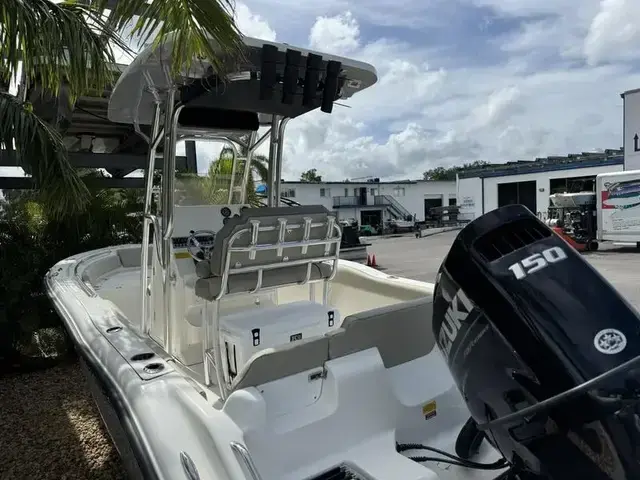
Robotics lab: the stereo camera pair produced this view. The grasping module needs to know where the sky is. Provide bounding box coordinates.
[4,0,640,183]
[216,0,640,181]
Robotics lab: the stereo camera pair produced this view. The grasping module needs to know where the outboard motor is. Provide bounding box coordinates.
[433,204,640,480]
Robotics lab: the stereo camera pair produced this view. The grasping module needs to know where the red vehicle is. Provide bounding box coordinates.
[551,225,597,252]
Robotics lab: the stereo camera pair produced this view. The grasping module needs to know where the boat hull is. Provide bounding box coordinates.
[338,245,369,263]
[78,355,145,479]
[44,245,170,480]
[45,244,444,480]
[549,192,596,208]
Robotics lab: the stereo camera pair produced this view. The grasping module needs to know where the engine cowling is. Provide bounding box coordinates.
[433,204,640,479]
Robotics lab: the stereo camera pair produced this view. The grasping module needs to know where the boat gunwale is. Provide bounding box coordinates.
[45,246,168,480]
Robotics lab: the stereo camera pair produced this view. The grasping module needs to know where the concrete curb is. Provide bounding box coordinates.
[360,225,463,242]
[416,226,462,238]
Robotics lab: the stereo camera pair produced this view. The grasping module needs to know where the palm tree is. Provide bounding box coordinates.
[0,0,244,219]
[251,154,270,186]
[175,147,270,206]
[0,170,148,367]
[207,147,270,205]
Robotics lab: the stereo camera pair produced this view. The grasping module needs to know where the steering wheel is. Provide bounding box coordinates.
[186,230,216,262]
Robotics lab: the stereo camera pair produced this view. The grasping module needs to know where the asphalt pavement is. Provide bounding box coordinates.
[367,230,640,311]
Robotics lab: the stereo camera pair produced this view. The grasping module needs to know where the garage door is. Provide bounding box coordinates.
[497,181,537,214]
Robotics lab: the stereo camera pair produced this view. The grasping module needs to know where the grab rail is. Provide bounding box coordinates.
[217,217,341,301]
[145,214,165,268]
[477,352,640,432]
[205,214,341,397]
[230,442,263,480]
[162,97,183,243]
[140,102,162,335]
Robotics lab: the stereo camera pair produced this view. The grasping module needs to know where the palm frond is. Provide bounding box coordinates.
[251,158,269,184]
[1,0,134,218]
[0,92,89,218]
[1,0,132,100]
[94,0,245,77]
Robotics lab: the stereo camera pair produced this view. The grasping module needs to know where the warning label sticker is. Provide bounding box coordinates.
[422,400,437,420]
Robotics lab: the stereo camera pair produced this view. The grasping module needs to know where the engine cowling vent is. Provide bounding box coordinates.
[305,464,371,480]
[473,217,551,261]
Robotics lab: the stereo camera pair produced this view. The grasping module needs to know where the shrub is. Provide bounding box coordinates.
[0,181,144,374]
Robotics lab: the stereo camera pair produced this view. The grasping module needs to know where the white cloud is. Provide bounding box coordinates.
[309,11,360,55]
[472,0,640,67]
[260,1,640,180]
[469,86,524,129]
[234,3,277,41]
[584,0,640,66]
[85,1,640,183]
[464,0,585,17]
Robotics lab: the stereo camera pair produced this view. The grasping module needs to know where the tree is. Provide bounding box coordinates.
[422,166,455,181]
[0,170,146,370]
[250,154,269,185]
[422,160,490,180]
[300,168,322,182]
[175,147,270,205]
[1,0,244,219]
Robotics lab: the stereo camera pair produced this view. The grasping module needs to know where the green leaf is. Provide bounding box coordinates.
[0,92,90,218]
[0,0,132,101]
[92,0,245,78]
[1,0,244,218]
[251,155,269,183]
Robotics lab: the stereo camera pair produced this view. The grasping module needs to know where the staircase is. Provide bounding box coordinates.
[253,194,302,207]
[377,195,412,220]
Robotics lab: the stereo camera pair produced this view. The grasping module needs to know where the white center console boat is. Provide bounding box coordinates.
[45,34,508,480]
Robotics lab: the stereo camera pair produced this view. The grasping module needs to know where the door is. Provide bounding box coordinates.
[518,181,536,213]
[497,182,518,207]
[360,210,382,231]
[424,198,443,218]
[358,187,368,206]
[497,181,537,213]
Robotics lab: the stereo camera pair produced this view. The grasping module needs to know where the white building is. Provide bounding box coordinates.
[278,179,456,226]
[457,150,624,221]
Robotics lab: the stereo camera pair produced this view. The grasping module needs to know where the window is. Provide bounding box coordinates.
[320,188,330,197]
[282,188,296,198]
[449,197,457,206]
[549,176,595,194]
[393,187,405,197]
[370,188,377,196]
[344,188,349,196]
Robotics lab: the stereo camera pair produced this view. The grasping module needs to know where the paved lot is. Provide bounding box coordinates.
[368,230,640,310]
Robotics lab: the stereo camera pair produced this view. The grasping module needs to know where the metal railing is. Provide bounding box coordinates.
[204,215,342,398]
[254,194,302,207]
[230,442,263,480]
[333,196,364,207]
[375,195,412,219]
[332,194,414,220]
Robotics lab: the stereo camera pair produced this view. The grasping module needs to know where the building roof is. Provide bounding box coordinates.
[458,149,624,179]
[281,178,454,186]
[282,180,418,185]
